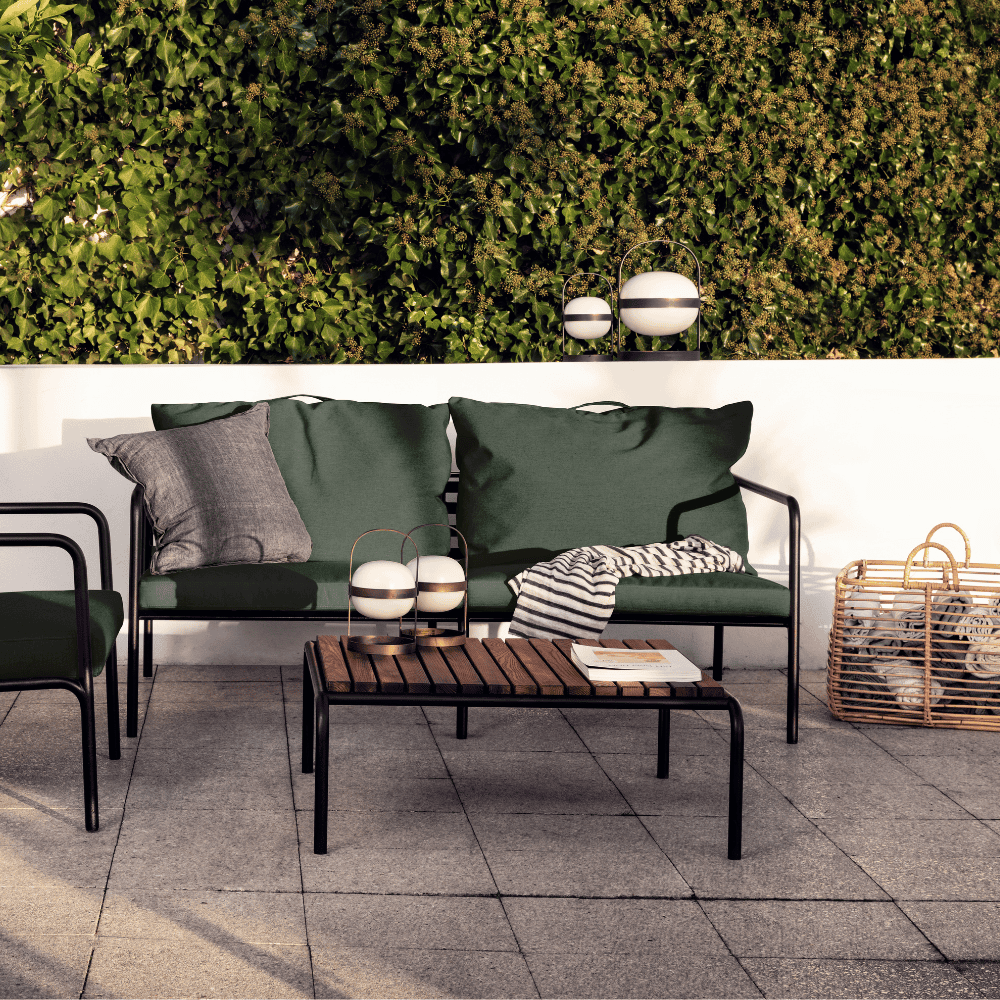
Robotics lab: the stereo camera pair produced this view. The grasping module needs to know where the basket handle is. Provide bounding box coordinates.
[903,541,960,590]
[923,523,972,568]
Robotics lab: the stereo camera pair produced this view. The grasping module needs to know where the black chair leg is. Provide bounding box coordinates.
[786,619,800,745]
[456,705,468,739]
[105,648,121,761]
[727,696,744,861]
[302,650,314,775]
[126,615,139,739]
[313,690,329,855]
[76,681,100,832]
[143,620,154,677]
[712,625,724,681]
[657,708,670,779]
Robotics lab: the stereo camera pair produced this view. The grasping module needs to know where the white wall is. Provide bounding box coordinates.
[2,359,998,671]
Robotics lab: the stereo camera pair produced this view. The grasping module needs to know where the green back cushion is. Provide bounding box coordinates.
[449,397,755,572]
[151,397,453,562]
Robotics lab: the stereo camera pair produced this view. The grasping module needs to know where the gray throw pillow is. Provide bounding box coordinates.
[88,402,312,574]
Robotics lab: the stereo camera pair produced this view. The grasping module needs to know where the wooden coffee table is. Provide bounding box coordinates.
[302,635,745,859]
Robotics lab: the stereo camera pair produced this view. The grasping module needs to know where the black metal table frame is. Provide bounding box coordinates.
[301,641,745,861]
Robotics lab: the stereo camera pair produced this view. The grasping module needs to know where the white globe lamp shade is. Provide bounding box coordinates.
[619,271,699,337]
[563,296,613,340]
[405,555,466,614]
[350,560,415,619]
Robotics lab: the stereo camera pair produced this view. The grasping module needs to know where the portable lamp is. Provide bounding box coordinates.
[618,240,701,361]
[346,528,419,655]
[399,523,469,647]
[561,272,615,362]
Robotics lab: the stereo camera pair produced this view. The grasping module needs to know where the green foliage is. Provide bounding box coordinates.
[1,0,998,363]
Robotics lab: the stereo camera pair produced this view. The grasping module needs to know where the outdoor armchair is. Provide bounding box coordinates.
[0,503,124,830]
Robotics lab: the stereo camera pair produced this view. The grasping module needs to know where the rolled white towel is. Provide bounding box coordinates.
[965,642,1000,681]
[879,660,944,706]
[954,603,1000,641]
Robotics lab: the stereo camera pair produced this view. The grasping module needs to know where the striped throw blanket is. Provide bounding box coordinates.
[507,535,746,641]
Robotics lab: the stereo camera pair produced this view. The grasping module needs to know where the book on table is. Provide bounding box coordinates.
[569,644,703,683]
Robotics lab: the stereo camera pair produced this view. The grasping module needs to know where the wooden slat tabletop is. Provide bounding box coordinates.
[315,636,726,699]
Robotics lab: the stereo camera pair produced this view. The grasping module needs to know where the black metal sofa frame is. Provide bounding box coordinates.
[127,473,800,742]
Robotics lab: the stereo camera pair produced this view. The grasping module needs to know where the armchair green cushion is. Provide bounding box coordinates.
[151,397,453,562]
[0,591,124,680]
[449,397,756,572]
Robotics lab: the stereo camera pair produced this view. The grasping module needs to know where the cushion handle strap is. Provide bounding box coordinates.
[572,400,629,410]
[272,394,336,402]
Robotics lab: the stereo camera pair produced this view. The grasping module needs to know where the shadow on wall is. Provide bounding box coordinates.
[0,418,151,592]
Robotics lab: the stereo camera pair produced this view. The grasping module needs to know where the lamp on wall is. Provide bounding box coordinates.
[617,240,701,361]
[561,272,615,362]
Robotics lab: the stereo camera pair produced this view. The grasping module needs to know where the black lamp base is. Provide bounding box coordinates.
[561,354,616,362]
[618,350,701,361]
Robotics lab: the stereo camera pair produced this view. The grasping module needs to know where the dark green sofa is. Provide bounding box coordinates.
[125,396,800,743]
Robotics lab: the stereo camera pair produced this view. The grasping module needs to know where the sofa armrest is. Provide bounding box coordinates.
[0,502,113,591]
[733,475,800,614]
[0,531,94,681]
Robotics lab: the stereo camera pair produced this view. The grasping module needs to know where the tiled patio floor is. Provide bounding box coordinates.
[2,660,1000,999]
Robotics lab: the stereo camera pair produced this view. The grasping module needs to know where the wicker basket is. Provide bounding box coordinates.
[828,523,1000,730]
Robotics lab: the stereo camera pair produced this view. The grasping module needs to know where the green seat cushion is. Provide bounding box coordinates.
[466,563,790,618]
[0,591,124,680]
[152,397,453,562]
[139,561,789,619]
[449,397,756,573]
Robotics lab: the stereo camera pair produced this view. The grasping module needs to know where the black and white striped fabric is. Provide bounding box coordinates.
[507,535,745,641]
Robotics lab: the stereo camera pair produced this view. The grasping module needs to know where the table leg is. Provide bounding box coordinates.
[727,696,744,861]
[314,688,329,855]
[456,705,468,739]
[657,708,670,779]
[302,649,314,775]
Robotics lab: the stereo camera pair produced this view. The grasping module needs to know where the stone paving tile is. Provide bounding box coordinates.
[895,754,1000,818]
[137,702,290,750]
[567,715,728,756]
[815,818,1000,900]
[110,808,301,892]
[147,681,284,703]
[98,889,308,944]
[0,808,123,887]
[316,809,480,852]
[855,724,1000,756]
[0,738,135,814]
[304,894,517,950]
[751,754,971,819]
[297,810,496,895]
[469,812,661,854]
[300,845,497,896]
[701,900,939,959]
[295,774,463,814]
[424,706,588,752]
[954,961,1000,998]
[815,818,1000,858]
[0,884,102,936]
[442,750,631,814]
[645,813,889,900]
[525,952,761,999]
[311,947,538,999]
[487,849,691,898]
[744,726,890,760]
[128,745,293,812]
[740,957,981,998]
[596,750,772,816]
[152,663,286,684]
[0,935,95,1000]
[83,939,314,999]
[504,898,719,953]
[899,902,1000,960]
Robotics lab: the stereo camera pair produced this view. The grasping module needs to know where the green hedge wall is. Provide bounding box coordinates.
[1,0,998,363]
